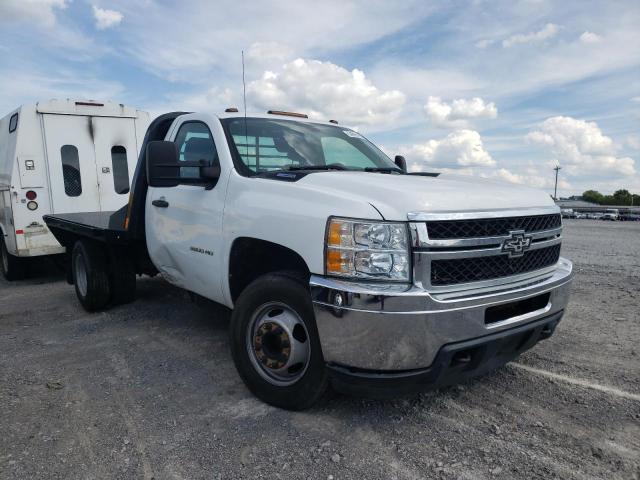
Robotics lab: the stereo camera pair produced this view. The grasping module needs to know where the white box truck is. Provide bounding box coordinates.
[0,99,150,280]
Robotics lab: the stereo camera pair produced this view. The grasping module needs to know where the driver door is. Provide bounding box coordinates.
[145,117,228,303]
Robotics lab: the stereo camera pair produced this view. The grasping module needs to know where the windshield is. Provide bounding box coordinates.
[221,117,399,175]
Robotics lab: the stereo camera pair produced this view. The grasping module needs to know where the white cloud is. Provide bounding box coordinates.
[626,135,640,150]
[580,31,602,44]
[631,97,640,103]
[502,23,559,48]
[246,42,294,67]
[113,0,429,81]
[424,96,497,128]
[475,39,494,49]
[0,0,68,27]
[92,5,123,30]
[482,168,570,190]
[400,130,495,170]
[247,58,406,125]
[0,68,126,115]
[526,116,635,176]
[157,86,237,116]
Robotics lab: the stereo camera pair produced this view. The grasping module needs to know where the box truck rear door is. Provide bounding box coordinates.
[91,116,138,211]
[42,115,102,214]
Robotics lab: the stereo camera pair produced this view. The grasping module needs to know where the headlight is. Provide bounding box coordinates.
[325,218,410,281]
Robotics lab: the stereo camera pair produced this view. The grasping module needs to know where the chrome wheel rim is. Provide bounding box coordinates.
[246,302,311,386]
[74,253,88,297]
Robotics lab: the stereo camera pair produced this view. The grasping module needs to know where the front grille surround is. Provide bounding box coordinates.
[409,209,563,291]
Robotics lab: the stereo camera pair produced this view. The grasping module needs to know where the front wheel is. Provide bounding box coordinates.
[229,273,328,410]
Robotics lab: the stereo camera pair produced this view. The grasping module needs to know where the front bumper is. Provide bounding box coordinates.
[310,257,573,374]
[327,312,563,398]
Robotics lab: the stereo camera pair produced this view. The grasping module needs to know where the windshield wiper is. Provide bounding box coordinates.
[364,167,403,173]
[285,164,347,171]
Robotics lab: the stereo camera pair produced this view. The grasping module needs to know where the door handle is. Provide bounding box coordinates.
[152,199,169,208]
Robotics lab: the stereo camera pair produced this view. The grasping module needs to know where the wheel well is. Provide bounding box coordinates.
[229,237,310,302]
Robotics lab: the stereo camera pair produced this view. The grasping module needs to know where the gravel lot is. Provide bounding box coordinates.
[1,220,638,479]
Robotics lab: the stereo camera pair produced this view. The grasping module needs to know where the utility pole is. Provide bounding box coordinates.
[553,165,562,201]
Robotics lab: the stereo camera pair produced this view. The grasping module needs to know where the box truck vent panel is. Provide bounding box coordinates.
[61,145,82,197]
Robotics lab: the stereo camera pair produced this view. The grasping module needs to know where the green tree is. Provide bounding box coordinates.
[581,189,639,205]
[582,190,604,204]
[613,189,633,205]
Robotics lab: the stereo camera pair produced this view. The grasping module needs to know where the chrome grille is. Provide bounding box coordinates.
[410,209,563,291]
[430,244,561,286]
[426,214,561,239]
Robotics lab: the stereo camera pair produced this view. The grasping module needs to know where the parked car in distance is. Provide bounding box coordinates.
[0,99,150,280]
[43,110,574,410]
[602,209,620,221]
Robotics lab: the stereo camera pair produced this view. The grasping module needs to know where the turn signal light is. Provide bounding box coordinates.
[26,190,37,200]
[326,249,353,275]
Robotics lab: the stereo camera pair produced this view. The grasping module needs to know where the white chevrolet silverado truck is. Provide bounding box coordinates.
[44,110,574,410]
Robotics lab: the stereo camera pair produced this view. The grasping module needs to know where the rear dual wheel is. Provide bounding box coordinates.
[230,273,328,410]
[72,240,111,311]
[71,240,137,311]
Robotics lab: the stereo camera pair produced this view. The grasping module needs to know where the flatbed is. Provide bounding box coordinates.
[43,211,129,243]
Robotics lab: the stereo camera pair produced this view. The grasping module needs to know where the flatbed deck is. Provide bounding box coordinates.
[44,210,129,246]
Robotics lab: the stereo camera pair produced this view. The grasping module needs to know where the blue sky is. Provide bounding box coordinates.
[1,0,638,196]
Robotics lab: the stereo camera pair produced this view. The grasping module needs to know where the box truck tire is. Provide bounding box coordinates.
[229,273,329,410]
[1,237,26,281]
[72,240,111,312]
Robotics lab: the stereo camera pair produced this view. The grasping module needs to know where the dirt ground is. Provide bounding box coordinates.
[0,220,638,480]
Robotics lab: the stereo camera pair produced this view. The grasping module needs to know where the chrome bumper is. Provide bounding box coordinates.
[310,258,574,371]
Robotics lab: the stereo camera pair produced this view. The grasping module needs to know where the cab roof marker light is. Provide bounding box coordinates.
[75,101,104,107]
[267,110,309,119]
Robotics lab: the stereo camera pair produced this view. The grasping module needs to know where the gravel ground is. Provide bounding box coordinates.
[0,220,638,480]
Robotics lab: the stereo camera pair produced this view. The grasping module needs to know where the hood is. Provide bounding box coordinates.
[296,171,557,221]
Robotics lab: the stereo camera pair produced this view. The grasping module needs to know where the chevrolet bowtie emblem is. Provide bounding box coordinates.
[501,231,533,258]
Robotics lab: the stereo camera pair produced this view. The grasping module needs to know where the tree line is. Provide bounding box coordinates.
[582,189,640,206]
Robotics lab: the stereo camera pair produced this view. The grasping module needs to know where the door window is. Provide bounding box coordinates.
[110,146,130,194]
[174,122,218,179]
[60,145,82,197]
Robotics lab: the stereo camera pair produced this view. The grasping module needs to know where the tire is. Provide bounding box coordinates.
[1,236,25,281]
[109,248,136,306]
[229,273,328,410]
[71,240,111,312]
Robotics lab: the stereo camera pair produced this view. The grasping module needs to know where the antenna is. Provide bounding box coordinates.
[242,50,248,154]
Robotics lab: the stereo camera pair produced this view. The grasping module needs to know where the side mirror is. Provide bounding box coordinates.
[147,141,179,187]
[200,164,221,190]
[201,164,221,180]
[394,155,407,173]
